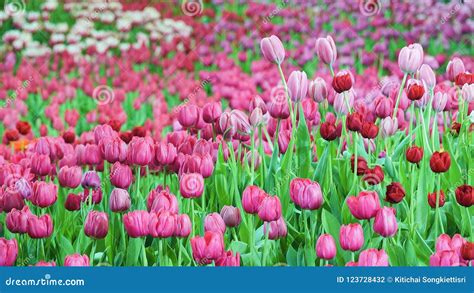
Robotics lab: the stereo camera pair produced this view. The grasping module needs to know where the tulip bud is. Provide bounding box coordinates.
[204,213,226,234]
[406,146,423,164]
[315,35,337,65]
[0,238,18,266]
[380,117,398,138]
[260,35,285,65]
[123,210,150,238]
[360,122,379,139]
[110,162,133,189]
[316,234,336,260]
[339,223,364,252]
[455,184,473,207]
[258,195,282,222]
[202,102,222,124]
[398,43,424,73]
[242,185,267,214]
[250,108,263,127]
[65,193,82,211]
[358,249,389,266]
[432,92,448,112]
[15,178,32,199]
[174,214,192,238]
[429,151,451,173]
[100,137,128,163]
[375,97,393,119]
[31,154,51,176]
[462,83,474,103]
[81,171,101,189]
[347,191,380,220]
[64,254,90,266]
[155,142,177,166]
[287,71,308,102]
[109,188,131,212]
[249,95,267,114]
[220,206,242,227]
[127,137,154,166]
[428,190,446,208]
[84,211,108,239]
[346,112,363,132]
[446,57,465,82]
[147,188,178,214]
[58,166,82,188]
[350,155,368,175]
[385,182,406,204]
[308,77,328,103]
[373,207,398,237]
[320,121,342,141]
[179,173,204,198]
[420,64,436,89]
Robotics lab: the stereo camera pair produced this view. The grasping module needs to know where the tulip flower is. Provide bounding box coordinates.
[332,70,353,93]
[0,238,18,266]
[289,178,324,210]
[204,213,226,234]
[27,214,53,239]
[147,188,178,213]
[34,261,56,266]
[179,173,204,198]
[339,223,364,252]
[31,181,57,208]
[264,217,288,240]
[65,193,82,211]
[149,211,176,238]
[110,162,133,189]
[81,171,101,189]
[428,190,446,208]
[191,231,225,265]
[287,70,308,102]
[315,35,337,66]
[316,234,336,260]
[308,77,328,103]
[373,207,398,237]
[430,250,461,266]
[406,146,423,164]
[123,211,150,238]
[358,249,389,266]
[446,57,465,82]
[455,185,473,207]
[220,206,242,227]
[461,242,474,261]
[84,211,109,239]
[260,35,285,65]
[406,79,425,101]
[347,191,380,220]
[174,214,192,238]
[6,206,31,234]
[127,137,154,166]
[385,182,406,204]
[420,64,436,89]
[398,43,423,73]
[242,186,267,214]
[215,250,240,267]
[64,254,90,267]
[155,142,177,166]
[429,151,451,173]
[258,195,282,222]
[58,166,82,188]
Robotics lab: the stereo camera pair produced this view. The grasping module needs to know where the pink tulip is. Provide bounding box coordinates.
[204,212,226,234]
[58,166,82,188]
[31,181,58,208]
[264,217,288,240]
[147,188,178,214]
[191,231,225,265]
[315,35,337,65]
[6,205,31,234]
[242,185,267,214]
[430,250,462,266]
[373,207,398,237]
[100,137,127,163]
[123,210,150,238]
[84,211,109,239]
[347,191,381,220]
[178,104,200,128]
[316,234,336,260]
[127,137,154,166]
[339,223,364,252]
[81,171,101,189]
[220,206,242,227]
[308,77,328,103]
[202,102,222,123]
[27,214,53,239]
[358,249,389,266]
[155,142,177,166]
[258,195,282,222]
[174,214,192,238]
[398,43,424,73]
[420,64,436,89]
[446,57,465,82]
[149,211,176,238]
[287,71,308,102]
[109,188,131,212]
[34,261,56,266]
[64,254,90,267]
[215,250,240,267]
[260,35,285,65]
[110,162,133,189]
[31,153,51,176]
[0,238,18,266]
[290,178,324,210]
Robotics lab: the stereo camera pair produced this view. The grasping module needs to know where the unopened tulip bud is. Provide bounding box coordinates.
[220,206,242,227]
[316,234,336,260]
[308,77,328,103]
[110,162,133,189]
[420,64,436,89]
[315,35,337,65]
[373,207,398,237]
[287,71,308,102]
[242,186,267,214]
[84,211,108,239]
[428,190,446,208]
[260,35,285,65]
[64,254,90,267]
[31,181,57,208]
[398,43,424,73]
[339,223,364,252]
[446,57,465,82]
[258,195,282,222]
[174,214,192,238]
[109,188,131,212]
[204,213,226,234]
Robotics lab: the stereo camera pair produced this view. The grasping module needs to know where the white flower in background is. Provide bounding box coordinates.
[117,18,132,32]
[42,0,58,12]
[50,33,65,44]
[53,44,66,53]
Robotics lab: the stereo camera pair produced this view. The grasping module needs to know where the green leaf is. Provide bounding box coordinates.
[126,238,142,266]
[295,104,311,178]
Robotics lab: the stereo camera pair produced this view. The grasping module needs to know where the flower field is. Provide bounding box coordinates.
[0,0,473,267]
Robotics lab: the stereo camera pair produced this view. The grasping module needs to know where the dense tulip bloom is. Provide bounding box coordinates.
[320,121,342,141]
[258,196,282,222]
[398,43,423,73]
[127,137,154,166]
[264,217,288,240]
[308,77,328,102]
[316,234,336,260]
[149,211,176,238]
[110,162,133,189]
[420,64,436,89]
[315,35,337,65]
[174,214,192,238]
[406,146,423,163]
[429,151,451,173]
[65,193,82,211]
[101,137,127,163]
[202,102,222,123]
[64,254,90,267]
[385,182,406,204]
[347,191,380,220]
[363,166,384,186]
[406,79,425,101]
[58,166,82,188]
[155,142,177,166]
[109,188,131,212]
[332,70,352,93]
[428,190,446,208]
[220,206,242,227]
[31,181,58,208]
[0,238,18,266]
[191,231,225,265]
[84,211,109,239]
[455,185,473,207]
[350,155,368,175]
[179,173,204,198]
[0,191,25,213]
[260,35,285,65]
[360,122,378,139]
[27,214,53,238]
[242,185,267,214]
[289,178,324,210]
[81,171,101,189]
[123,211,150,238]
[339,223,364,252]
[446,57,465,82]
[215,251,240,267]
[204,213,226,234]
[358,249,389,266]
[461,242,474,260]
[373,207,398,237]
[31,154,52,176]
[287,71,308,102]
[147,188,178,213]
[6,206,31,234]
[430,250,461,266]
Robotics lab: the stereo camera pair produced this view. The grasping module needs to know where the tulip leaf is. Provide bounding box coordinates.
[126,238,142,266]
[295,104,311,178]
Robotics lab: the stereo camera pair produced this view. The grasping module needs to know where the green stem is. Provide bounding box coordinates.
[392,73,408,118]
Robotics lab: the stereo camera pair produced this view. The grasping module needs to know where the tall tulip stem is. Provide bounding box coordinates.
[392,73,408,118]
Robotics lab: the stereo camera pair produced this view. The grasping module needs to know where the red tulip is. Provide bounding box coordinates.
[428,190,446,208]
[455,185,473,207]
[429,151,451,173]
[385,182,406,204]
[406,146,423,163]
